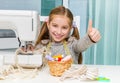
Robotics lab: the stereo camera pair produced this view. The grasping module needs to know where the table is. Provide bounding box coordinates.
[0,49,120,83]
[0,65,120,83]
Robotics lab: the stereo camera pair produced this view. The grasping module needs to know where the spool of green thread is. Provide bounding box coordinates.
[96,76,110,82]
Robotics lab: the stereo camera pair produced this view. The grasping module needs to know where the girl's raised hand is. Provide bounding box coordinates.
[87,20,101,43]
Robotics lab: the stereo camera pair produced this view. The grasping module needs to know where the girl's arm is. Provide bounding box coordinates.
[73,20,101,53]
[73,34,94,52]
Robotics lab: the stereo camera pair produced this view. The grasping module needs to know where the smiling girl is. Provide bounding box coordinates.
[23,6,101,63]
[32,6,101,64]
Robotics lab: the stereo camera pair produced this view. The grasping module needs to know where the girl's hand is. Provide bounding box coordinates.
[87,20,101,43]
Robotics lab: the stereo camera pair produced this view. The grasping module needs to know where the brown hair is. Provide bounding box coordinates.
[35,6,82,64]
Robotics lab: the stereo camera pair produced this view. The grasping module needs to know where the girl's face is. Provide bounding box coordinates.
[47,15,72,42]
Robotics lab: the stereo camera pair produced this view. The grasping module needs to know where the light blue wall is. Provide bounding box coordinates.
[0,0,41,14]
[69,0,88,37]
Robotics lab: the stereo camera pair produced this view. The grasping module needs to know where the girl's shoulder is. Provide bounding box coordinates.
[68,36,77,42]
[35,39,49,49]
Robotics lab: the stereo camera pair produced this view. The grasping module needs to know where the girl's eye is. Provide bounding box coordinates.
[63,26,68,29]
[52,24,58,27]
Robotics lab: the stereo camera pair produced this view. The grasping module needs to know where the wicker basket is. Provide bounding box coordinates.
[47,59,72,76]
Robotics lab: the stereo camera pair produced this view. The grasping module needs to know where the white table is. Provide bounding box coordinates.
[0,65,120,83]
[0,50,120,83]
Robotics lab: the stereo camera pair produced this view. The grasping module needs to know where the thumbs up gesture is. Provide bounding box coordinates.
[87,20,101,43]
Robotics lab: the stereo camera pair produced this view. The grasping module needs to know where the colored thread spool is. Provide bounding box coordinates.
[52,54,63,61]
[96,76,110,82]
[45,55,54,61]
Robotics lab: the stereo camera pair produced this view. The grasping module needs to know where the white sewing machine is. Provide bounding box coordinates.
[0,10,42,68]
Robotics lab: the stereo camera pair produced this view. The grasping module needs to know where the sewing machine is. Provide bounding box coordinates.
[0,10,42,68]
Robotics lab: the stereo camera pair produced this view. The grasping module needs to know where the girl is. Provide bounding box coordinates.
[32,6,101,64]
[22,6,101,64]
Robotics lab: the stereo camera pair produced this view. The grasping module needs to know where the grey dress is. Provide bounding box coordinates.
[35,34,94,64]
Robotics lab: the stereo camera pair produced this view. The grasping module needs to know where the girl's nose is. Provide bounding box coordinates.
[57,28,62,34]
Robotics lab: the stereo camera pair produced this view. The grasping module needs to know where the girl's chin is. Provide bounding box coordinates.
[53,38,63,42]
[54,39,62,42]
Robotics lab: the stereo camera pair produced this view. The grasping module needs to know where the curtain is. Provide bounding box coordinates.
[83,0,120,65]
